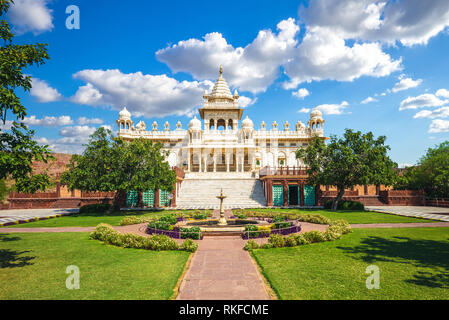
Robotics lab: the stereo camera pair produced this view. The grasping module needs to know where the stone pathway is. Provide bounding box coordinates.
[177,236,271,300]
[366,206,449,222]
[0,208,78,226]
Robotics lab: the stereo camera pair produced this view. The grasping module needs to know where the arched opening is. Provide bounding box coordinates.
[228,119,233,130]
[209,119,215,130]
[217,119,226,130]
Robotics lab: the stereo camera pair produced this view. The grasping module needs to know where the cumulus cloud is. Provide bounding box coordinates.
[0,120,14,131]
[23,115,73,127]
[392,77,422,93]
[283,27,401,88]
[429,119,449,133]
[292,88,310,99]
[301,0,449,46]
[59,126,96,138]
[361,96,377,104]
[8,0,53,35]
[436,89,449,98]
[298,108,311,113]
[30,78,62,103]
[70,69,213,118]
[414,107,449,119]
[399,93,448,111]
[78,117,103,125]
[239,96,258,108]
[156,19,299,93]
[315,101,349,115]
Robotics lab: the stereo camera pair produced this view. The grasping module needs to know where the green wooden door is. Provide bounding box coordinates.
[304,185,316,206]
[126,191,138,208]
[159,189,171,207]
[272,185,283,207]
[142,190,155,207]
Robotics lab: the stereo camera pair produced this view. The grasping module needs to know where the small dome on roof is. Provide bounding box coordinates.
[188,116,202,130]
[241,116,254,129]
[310,109,323,118]
[119,107,131,120]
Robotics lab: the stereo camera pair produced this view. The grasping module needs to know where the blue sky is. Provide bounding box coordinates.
[4,0,449,166]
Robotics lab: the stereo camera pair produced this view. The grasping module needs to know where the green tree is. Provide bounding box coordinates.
[297,129,397,211]
[0,0,53,193]
[395,141,449,198]
[61,128,177,210]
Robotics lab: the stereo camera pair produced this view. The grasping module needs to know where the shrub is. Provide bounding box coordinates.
[297,214,331,225]
[148,221,172,231]
[324,200,365,211]
[329,219,352,235]
[79,204,111,214]
[293,234,310,246]
[180,226,202,240]
[257,225,271,237]
[244,224,259,238]
[260,243,273,249]
[193,212,208,220]
[159,214,178,225]
[181,239,198,252]
[272,215,287,223]
[268,234,286,248]
[274,221,291,230]
[285,235,297,247]
[302,231,327,243]
[236,213,247,219]
[244,240,259,251]
[119,216,154,226]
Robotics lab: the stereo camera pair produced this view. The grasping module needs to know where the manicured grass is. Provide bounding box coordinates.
[0,232,190,300]
[6,210,202,228]
[252,227,449,300]
[235,208,434,224]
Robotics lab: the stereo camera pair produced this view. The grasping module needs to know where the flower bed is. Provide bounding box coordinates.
[242,221,301,239]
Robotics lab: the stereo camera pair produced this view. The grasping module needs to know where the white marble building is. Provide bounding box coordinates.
[116,67,325,174]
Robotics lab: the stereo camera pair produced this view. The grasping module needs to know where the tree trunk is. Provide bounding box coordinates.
[110,190,125,213]
[331,188,345,211]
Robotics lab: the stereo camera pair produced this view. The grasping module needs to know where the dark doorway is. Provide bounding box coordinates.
[288,186,299,206]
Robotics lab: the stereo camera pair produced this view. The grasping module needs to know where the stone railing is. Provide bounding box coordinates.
[259,166,308,177]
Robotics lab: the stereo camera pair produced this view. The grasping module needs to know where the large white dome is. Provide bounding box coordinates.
[188,116,202,130]
[310,109,323,118]
[241,116,254,129]
[119,107,131,120]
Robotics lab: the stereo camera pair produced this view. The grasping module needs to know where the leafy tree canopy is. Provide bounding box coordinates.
[0,0,52,193]
[61,128,177,207]
[395,141,449,198]
[297,129,397,210]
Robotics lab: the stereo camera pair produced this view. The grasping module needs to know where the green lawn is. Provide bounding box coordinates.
[6,210,199,228]
[235,208,434,224]
[252,227,449,300]
[0,232,190,300]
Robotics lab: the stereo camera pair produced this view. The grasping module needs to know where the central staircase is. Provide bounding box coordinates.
[176,173,266,209]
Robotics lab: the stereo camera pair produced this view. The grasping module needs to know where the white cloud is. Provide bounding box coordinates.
[78,117,103,125]
[71,69,213,118]
[399,93,448,111]
[392,77,422,93]
[315,101,349,115]
[301,0,449,46]
[30,78,62,103]
[414,107,449,119]
[59,126,96,138]
[361,96,377,104]
[0,120,14,130]
[283,27,401,88]
[156,19,299,93]
[436,89,449,98]
[292,88,310,99]
[298,108,311,113]
[429,119,449,133]
[8,0,53,35]
[23,115,73,127]
[239,96,258,108]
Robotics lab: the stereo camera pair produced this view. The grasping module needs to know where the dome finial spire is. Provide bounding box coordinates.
[219,65,223,76]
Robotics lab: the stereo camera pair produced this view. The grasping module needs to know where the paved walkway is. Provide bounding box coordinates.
[0,208,78,225]
[366,206,449,222]
[177,236,271,300]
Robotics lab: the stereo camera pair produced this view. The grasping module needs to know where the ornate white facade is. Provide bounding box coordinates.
[117,67,325,174]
